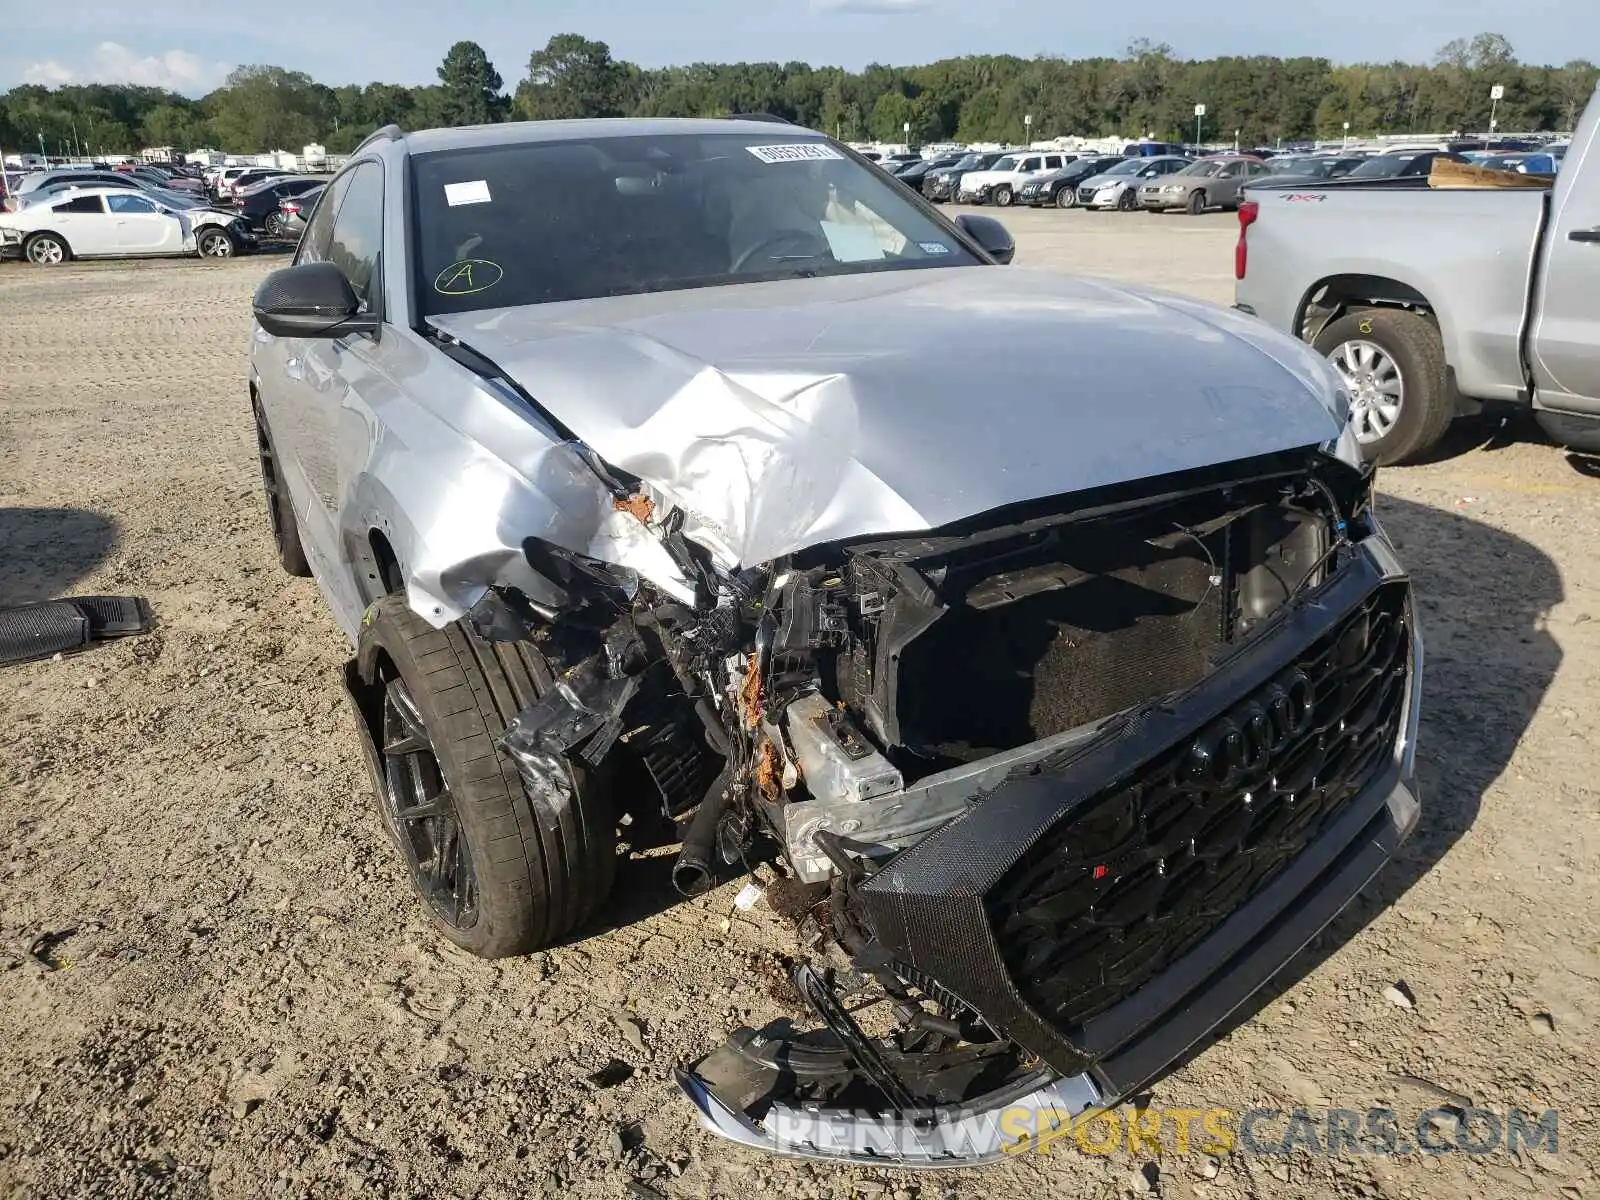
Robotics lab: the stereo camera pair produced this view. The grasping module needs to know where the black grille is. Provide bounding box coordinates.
[1077,186,1098,204]
[987,581,1409,1030]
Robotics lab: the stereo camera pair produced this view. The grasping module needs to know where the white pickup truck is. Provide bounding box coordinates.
[1234,85,1599,464]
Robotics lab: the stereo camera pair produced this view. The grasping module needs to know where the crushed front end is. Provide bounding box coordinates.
[647,448,1422,1166]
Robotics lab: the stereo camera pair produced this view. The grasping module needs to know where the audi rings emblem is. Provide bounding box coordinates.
[1185,670,1315,787]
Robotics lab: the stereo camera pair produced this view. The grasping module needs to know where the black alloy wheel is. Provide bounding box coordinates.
[380,677,479,930]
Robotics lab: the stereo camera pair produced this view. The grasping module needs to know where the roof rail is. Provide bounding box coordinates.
[725,112,793,125]
[352,124,405,155]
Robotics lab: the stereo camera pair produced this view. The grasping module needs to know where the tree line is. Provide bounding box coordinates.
[3,32,1595,161]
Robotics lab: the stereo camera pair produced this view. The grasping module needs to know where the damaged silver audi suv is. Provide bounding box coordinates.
[248,116,1423,1166]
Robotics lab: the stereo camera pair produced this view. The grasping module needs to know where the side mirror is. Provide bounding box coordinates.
[955,213,1015,265]
[252,261,378,338]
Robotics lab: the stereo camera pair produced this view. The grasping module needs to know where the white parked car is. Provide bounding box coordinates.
[0,186,257,265]
[957,152,1074,206]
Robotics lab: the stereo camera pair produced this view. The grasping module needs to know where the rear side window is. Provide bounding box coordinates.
[295,171,351,264]
[327,162,384,310]
[55,195,105,214]
[107,193,159,214]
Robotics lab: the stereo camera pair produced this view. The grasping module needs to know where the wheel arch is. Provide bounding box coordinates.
[1295,273,1438,346]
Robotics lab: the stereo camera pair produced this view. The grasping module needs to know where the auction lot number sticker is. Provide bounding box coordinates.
[747,143,845,164]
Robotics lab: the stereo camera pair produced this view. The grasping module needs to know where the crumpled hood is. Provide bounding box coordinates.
[429,266,1347,568]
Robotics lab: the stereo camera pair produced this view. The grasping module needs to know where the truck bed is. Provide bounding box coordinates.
[1234,180,1548,405]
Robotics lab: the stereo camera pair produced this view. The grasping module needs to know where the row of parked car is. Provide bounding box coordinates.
[907,144,1552,214]
[0,161,328,265]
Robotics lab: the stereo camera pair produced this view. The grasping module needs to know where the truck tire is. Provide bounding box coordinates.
[993,184,1014,207]
[354,596,617,958]
[1314,308,1452,466]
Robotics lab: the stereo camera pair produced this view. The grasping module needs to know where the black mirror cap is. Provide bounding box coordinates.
[252,261,378,338]
[956,213,1016,265]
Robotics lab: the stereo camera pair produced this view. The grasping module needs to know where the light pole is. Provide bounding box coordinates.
[1024,112,1032,144]
[1234,128,1240,152]
[1342,120,1351,151]
[1194,103,1205,147]
[903,120,910,149]
[1489,83,1504,138]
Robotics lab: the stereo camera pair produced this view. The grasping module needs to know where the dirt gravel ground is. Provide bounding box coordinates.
[1,208,1597,1200]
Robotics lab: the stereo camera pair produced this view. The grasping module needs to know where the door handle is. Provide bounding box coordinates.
[1570,228,1600,243]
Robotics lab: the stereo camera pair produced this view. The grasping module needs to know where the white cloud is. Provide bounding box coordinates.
[20,41,230,93]
[810,0,933,11]
[22,59,75,86]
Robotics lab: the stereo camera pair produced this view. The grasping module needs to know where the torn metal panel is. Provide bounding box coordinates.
[428,267,1350,570]
[499,649,642,798]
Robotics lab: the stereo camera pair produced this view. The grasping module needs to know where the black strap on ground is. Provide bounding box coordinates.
[0,596,150,666]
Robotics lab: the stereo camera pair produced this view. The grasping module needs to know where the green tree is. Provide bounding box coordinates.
[515,34,624,119]
[140,103,199,150]
[205,66,326,150]
[435,40,506,126]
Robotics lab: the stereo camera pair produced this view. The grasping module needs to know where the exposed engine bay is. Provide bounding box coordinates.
[468,445,1415,1164]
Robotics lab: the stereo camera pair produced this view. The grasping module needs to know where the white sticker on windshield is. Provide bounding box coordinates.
[444,180,492,206]
[918,241,951,255]
[746,143,844,165]
[820,220,885,262]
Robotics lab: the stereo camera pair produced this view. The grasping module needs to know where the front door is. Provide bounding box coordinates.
[106,192,182,253]
[1529,107,1600,415]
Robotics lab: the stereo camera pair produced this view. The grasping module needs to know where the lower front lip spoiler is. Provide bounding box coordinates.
[674,1065,1103,1168]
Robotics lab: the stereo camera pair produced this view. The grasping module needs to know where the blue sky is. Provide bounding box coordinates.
[3,0,1592,95]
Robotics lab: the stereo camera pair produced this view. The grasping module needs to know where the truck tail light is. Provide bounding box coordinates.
[1234,199,1259,281]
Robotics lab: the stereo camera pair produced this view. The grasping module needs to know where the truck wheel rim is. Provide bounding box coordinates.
[28,239,62,264]
[1330,338,1404,443]
[381,679,479,929]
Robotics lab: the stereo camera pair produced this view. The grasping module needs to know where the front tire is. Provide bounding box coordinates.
[23,232,70,266]
[1315,308,1452,465]
[1187,189,1207,215]
[197,228,235,258]
[1116,188,1137,211]
[993,184,1014,207]
[1054,186,1075,209]
[355,596,618,958]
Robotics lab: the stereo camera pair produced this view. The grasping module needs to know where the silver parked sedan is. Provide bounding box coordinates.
[249,117,1420,1169]
[1140,155,1274,214]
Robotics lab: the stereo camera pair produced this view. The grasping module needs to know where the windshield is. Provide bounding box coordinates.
[987,156,1018,172]
[950,154,982,169]
[412,133,983,316]
[1348,156,1409,177]
[1103,158,1149,176]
